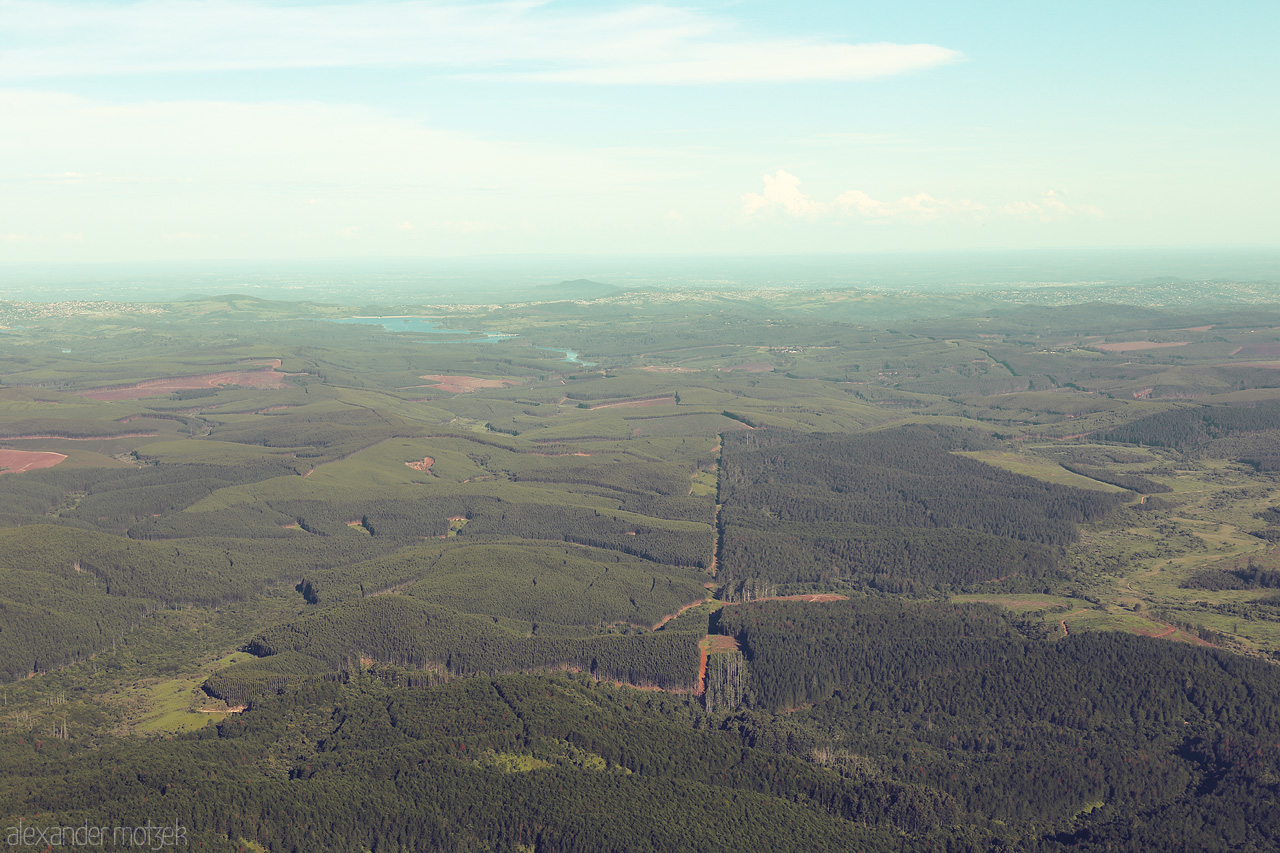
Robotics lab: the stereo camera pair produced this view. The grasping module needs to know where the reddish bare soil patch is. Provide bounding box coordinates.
[704,635,741,654]
[588,396,676,409]
[643,366,699,372]
[1181,325,1214,332]
[0,449,67,473]
[720,362,774,373]
[405,456,435,472]
[1,432,157,441]
[1093,341,1189,352]
[417,374,520,394]
[82,363,293,400]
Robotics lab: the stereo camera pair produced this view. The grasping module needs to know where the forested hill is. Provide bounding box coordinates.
[715,597,1280,850]
[718,426,1123,592]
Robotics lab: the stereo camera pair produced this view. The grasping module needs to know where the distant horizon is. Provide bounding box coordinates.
[4,1,1277,264]
[3,245,1278,305]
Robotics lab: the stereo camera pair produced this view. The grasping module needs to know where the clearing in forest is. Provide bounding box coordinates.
[0,448,67,473]
[81,362,292,400]
[417,375,521,393]
[405,456,435,471]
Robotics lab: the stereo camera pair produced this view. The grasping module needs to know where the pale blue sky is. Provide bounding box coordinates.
[1,0,1276,263]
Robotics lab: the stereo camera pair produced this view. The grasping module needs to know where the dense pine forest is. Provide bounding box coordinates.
[4,286,1280,850]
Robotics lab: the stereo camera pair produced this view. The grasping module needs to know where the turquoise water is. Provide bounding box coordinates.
[333,316,517,342]
[535,346,596,367]
[332,318,592,364]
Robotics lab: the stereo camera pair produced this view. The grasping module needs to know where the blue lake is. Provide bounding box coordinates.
[331,318,592,364]
[333,316,517,342]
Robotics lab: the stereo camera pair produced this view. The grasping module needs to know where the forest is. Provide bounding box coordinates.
[3,281,1280,850]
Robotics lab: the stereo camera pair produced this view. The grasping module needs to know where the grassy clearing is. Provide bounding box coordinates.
[689,469,717,497]
[954,450,1127,492]
[131,650,256,733]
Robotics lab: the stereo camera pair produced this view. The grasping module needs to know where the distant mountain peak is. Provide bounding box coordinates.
[532,279,623,300]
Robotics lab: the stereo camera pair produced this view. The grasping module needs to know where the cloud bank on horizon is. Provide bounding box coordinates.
[0,0,1274,263]
[742,171,1103,223]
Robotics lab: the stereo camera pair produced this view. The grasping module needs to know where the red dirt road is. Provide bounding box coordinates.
[0,449,67,473]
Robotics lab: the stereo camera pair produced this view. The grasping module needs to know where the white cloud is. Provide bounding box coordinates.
[741,171,827,218]
[745,172,1098,223]
[1001,190,1104,221]
[0,0,961,84]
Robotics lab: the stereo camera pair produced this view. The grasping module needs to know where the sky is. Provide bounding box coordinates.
[1,0,1277,264]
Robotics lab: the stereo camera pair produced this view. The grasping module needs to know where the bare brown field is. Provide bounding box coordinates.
[418,375,521,393]
[82,362,292,400]
[405,456,435,472]
[0,449,67,473]
[1093,341,1190,352]
[2,433,157,440]
[703,635,741,654]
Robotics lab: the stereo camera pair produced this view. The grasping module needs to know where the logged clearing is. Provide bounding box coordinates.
[1093,341,1189,352]
[726,593,849,606]
[419,375,520,393]
[0,448,67,473]
[703,635,741,654]
[697,634,743,694]
[405,456,435,472]
[82,362,293,400]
